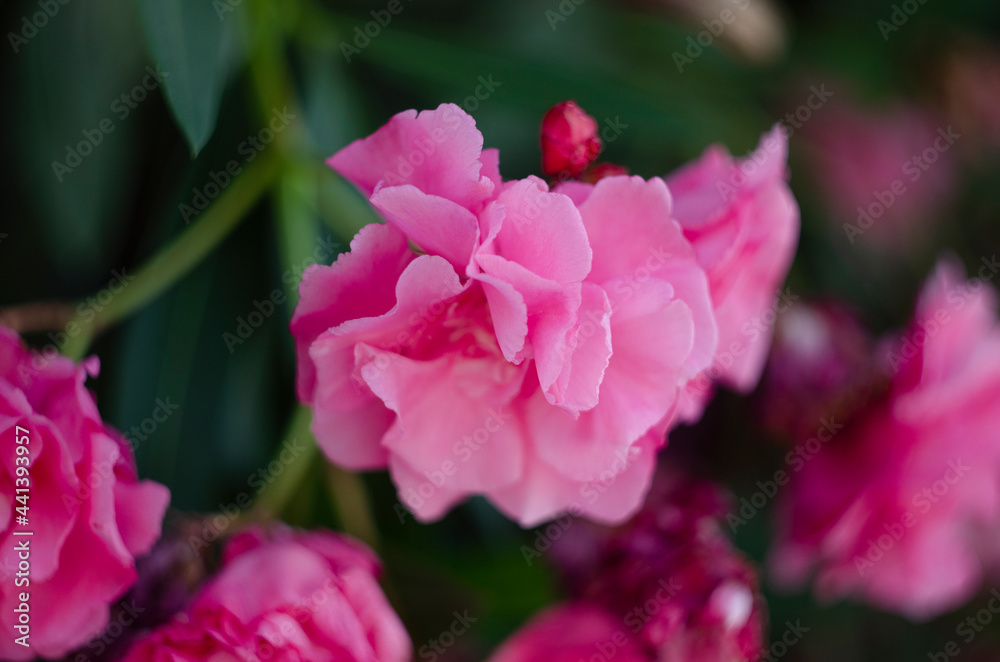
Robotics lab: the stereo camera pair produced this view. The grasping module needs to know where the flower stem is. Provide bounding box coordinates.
[62,151,281,360]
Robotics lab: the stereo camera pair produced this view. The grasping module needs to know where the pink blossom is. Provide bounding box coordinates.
[487,604,648,662]
[801,101,957,248]
[293,103,720,526]
[121,526,411,662]
[663,127,800,421]
[771,258,1000,619]
[0,327,170,660]
[494,472,765,662]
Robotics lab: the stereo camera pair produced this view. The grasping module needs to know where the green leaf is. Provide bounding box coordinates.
[135,0,236,154]
[17,0,144,278]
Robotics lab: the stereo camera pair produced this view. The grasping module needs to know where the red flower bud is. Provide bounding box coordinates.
[540,101,602,178]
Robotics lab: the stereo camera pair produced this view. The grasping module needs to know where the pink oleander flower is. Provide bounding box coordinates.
[121,526,411,662]
[293,103,722,527]
[801,100,957,249]
[771,258,1000,620]
[540,100,602,178]
[663,128,799,422]
[0,327,170,660]
[487,604,648,662]
[498,471,765,662]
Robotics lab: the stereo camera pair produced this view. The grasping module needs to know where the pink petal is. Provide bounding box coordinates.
[549,282,613,412]
[307,255,466,469]
[483,178,591,285]
[370,185,479,271]
[528,280,693,481]
[292,223,414,402]
[327,103,495,209]
[388,454,470,522]
[576,175,693,285]
[358,346,527,492]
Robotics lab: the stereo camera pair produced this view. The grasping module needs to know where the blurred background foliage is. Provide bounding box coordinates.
[2,0,1000,659]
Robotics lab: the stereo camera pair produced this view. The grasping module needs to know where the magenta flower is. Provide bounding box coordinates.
[487,604,648,662]
[493,472,766,662]
[121,526,411,662]
[292,103,724,526]
[771,258,1000,619]
[663,128,800,422]
[801,100,957,249]
[0,327,170,660]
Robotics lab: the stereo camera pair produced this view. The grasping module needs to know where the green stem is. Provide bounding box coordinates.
[62,151,281,360]
[325,465,381,551]
[247,405,319,520]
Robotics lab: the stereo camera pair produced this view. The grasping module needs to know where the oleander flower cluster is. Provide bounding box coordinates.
[490,471,765,662]
[770,259,1000,619]
[292,102,799,526]
[121,526,411,662]
[0,327,170,660]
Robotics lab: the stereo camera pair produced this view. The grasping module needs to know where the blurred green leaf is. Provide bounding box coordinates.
[17,0,144,278]
[135,0,236,154]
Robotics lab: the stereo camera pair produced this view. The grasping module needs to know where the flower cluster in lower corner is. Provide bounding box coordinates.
[120,525,411,662]
[0,326,170,661]
[489,470,766,662]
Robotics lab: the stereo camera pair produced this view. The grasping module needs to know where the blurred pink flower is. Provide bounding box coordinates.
[0,327,169,660]
[771,258,1000,619]
[121,526,411,662]
[540,100,602,178]
[802,101,958,248]
[487,604,648,662]
[758,301,885,442]
[495,472,765,662]
[663,128,800,421]
[293,103,724,526]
